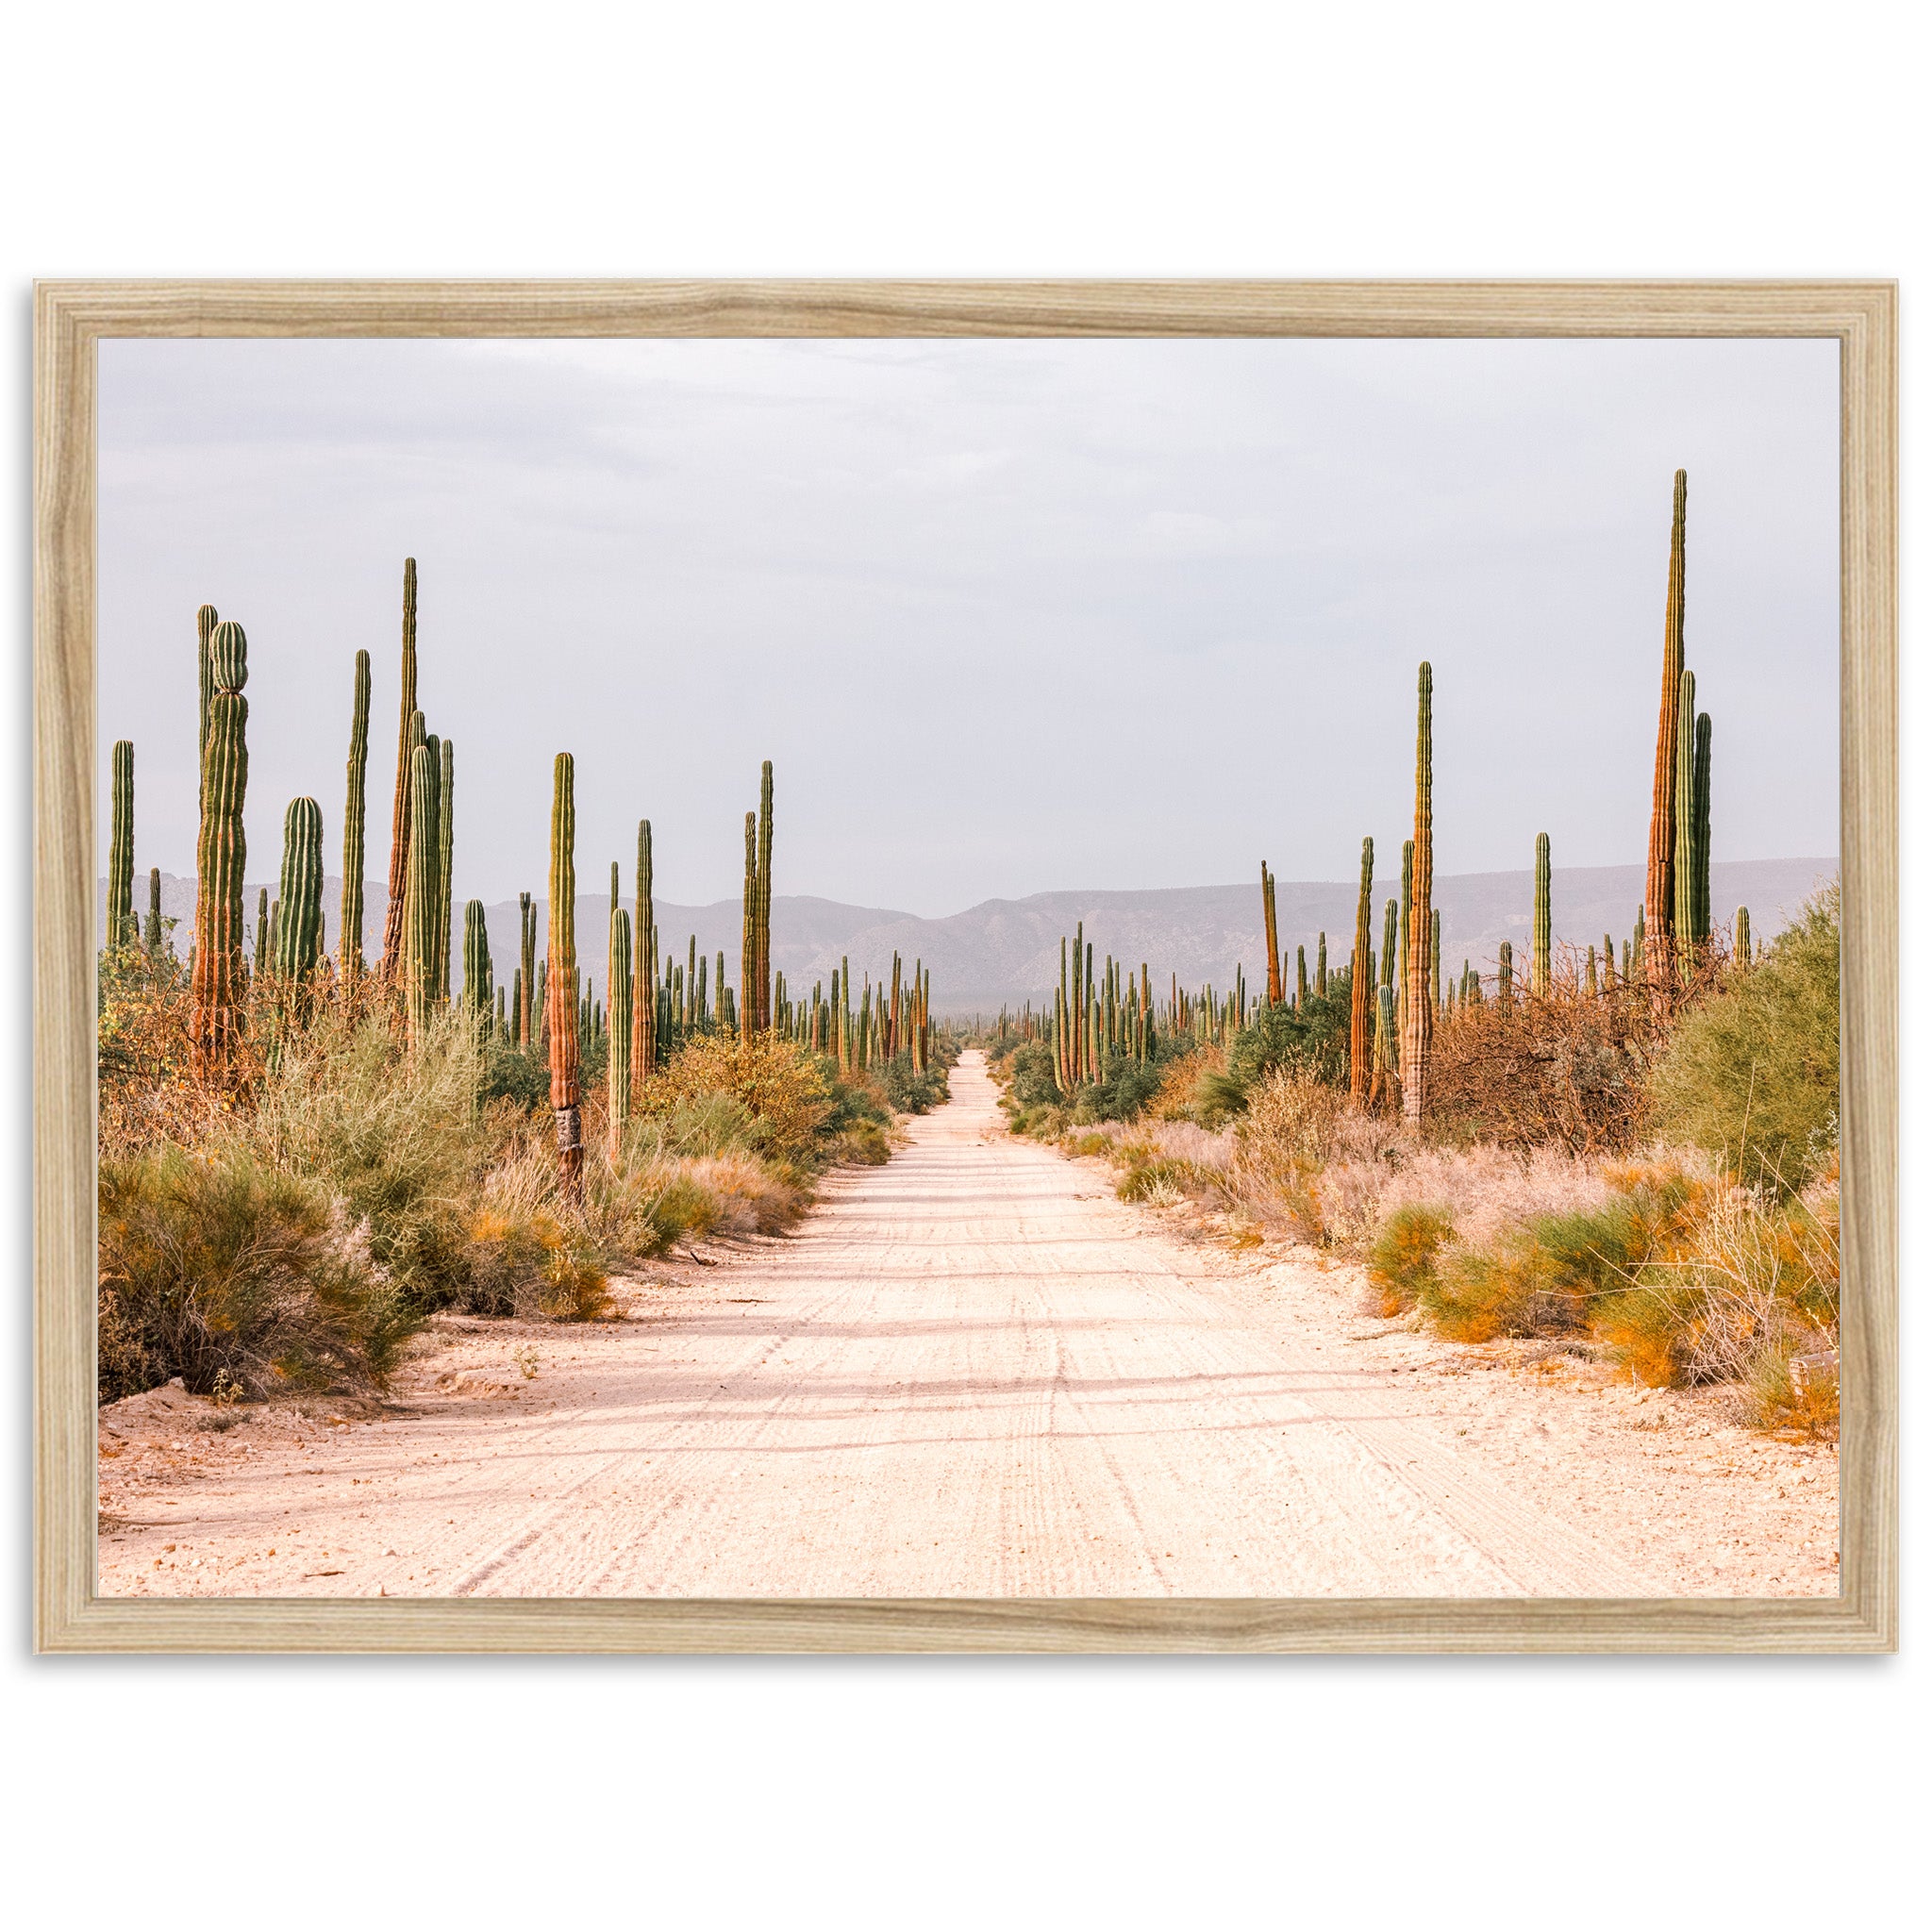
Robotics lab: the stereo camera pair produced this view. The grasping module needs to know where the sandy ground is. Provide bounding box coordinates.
[99,1052,1839,1599]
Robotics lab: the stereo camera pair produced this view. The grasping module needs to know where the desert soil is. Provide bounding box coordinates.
[99,1051,1839,1599]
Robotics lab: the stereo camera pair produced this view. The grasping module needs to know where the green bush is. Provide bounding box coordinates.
[1220,987,1354,1108]
[1646,885,1840,1191]
[98,1145,408,1400]
[481,1039,549,1111]
[246,1007,498,1313]
[878,1050,950,1115]
[1365,1204,1455,1316]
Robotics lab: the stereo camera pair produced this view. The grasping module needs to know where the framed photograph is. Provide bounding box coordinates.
[36,279,1895,1653]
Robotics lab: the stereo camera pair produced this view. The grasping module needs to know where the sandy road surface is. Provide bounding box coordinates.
[101,1052,1839,1599]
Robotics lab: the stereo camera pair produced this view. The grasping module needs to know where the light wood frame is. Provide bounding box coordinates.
[35,280,1897,1654]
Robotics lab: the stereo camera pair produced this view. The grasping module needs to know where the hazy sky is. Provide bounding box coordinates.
[98,336,1840,917]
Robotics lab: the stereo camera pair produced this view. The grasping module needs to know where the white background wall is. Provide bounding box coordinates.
[4,4,1921,1926]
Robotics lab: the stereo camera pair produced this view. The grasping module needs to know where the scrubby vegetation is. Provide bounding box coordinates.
[993,881,1842,1435]
[98,567,961,1409]
[96,946,929,1404]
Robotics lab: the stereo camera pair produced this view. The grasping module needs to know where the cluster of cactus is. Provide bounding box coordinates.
[1641,473,1716,991]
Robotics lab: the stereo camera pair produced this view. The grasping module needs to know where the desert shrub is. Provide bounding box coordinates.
[1421,1229,1571,1341]
[1426,979,1659,1155]
[97,1145,407,1400]
[639,1032,831,1166]
[1115,1156,1218,1204]
[1590,1167,1838,1391]
[831,1119,892,1165]
[878,1050,950,1115]
[1224,988,1353,1097]
[1646,884,1840,1191]
[1238,1067,1344,1168]
[243,1005,498,1313]
[1365,1204,1455,1317]
[1149,1047,1210,1121]
[480,1039,549,1112]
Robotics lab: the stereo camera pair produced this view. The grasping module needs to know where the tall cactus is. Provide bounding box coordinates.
[463,899,492,1022]
[108,739,135,950]
[435,736,455,1003]
[1315,932,1327,997]
[273,796,325,986]
[402,746,440,1042]
[1497,939,1515,1008]
[340,648,371,984]
[1349,836,1374,1100]
[1644,471,1688,988]
[1532,830,1552,997]
[740,809,758,1041]
[379,558,419,983]
[1734,905,1751,968]
[1691,710,1712,944]
[195,603,219,810]
[1261,862,1281,1006]
[756,759,774,1031]
[190,620,250,1076]
[144,867,164,961]
[608,861,632,1155]
[519,891,536,1049]
[255,887,271,980]
[1401,661,1434,1124]
[631,819,657,1083]
[1672,666,1697,978]
[548,753,582,1194]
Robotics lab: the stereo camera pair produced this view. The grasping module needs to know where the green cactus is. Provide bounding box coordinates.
[1350,836,1374,1100]
[463,899,491,1021]
[436,736,455,1004]
[108,738,136,951]
[1402,665,1434,1123]
[254,887,271,980]
[1315,932,1327,997]
[195,603,218,809]
[145,867,164,961]
[519,891,537,1050]
[757,760,774,1031]
[402,746,440,1042]
[274,796,325,985]
[548,753,582,1193]
[1691,710,1712,943]
[1498,939,1514,1008]
[340,648,371,984]
[1261,862,1281,1006]
[1533,830,1552,997]
[1295,944,1307,1007]
[190,621,250,1075]
[1672,667,1697,977]
[380,558,420,983]
[632,820,656,1082]
[608,899,632,1153]
[1645,472,1689,987]
[1734,905,1751,969]
[1584,945,1598,996]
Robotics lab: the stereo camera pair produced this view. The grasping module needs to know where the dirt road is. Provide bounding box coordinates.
[100,1052,1839,1599]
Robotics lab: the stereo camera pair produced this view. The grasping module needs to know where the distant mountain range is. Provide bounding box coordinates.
[113,857,1835,1016]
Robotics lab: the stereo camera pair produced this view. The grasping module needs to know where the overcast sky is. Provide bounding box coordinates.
[98,336,1840,918]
